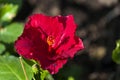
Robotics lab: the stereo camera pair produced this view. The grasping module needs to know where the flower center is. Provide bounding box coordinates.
[47,35,55,52]
[47,35,55,46]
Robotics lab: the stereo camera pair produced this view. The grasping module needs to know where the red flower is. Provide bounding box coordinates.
[15,14,84,74]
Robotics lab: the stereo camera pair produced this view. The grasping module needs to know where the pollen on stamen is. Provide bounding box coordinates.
[47,35,55,46]
[47,35,55,52]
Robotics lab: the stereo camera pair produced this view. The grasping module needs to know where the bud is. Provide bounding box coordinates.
[32,64,40,74]
[112,40,120,64]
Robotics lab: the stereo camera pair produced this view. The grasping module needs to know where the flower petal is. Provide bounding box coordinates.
[15,24,49,59]
[45,59,67,74]
[27,14,64,37]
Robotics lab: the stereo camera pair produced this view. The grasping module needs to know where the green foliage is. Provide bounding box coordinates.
[0,0,22,24]
[0,4,18,23]
[44,73,54,80]
[0,23,23,43]
[41,70,54,80]
[32,64,54,80]
[0,56,33,80]
[112,40,120,64]
[0,43,5,54]
[40,70,48,80]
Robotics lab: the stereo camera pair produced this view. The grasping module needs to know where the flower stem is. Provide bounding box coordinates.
[19,56,29,80]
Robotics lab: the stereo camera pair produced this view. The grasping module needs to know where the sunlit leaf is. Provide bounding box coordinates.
[0,23,23,43]
[112,40,120,64]
[0,56,33,80]
[0,0,22,23]
[0,4,18,22]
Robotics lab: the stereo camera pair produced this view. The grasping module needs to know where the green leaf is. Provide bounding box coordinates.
[0,56,33,80]
[0,4,18,23]
[112,40,120,64]
[44,72,54,80]
[40,70,50,80]
[0,23,23,43]
[0,0,22,23]
[0,43,5,54]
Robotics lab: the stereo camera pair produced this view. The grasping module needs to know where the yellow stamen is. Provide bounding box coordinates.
[47,35,55,52]
[47,35,55,46]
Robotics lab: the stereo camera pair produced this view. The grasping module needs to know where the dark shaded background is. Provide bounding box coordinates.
[14,0,120,80]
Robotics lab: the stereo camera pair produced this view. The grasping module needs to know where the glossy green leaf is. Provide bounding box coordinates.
[112,40,120,64]
[0,23,23,43]
[0,56,33,80]
[0,43,5,54]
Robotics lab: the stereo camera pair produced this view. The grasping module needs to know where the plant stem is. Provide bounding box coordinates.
[32,64,41,80]
[19,56,29,80]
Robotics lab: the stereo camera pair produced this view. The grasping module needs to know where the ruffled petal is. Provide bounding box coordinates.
[45,59,67,74]
[27,14,64,37]
[15,14,84,74]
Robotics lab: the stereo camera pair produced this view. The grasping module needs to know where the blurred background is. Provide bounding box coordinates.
[0,0,120,80]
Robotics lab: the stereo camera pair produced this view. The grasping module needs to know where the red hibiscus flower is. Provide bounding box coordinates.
[15,14,84,74]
